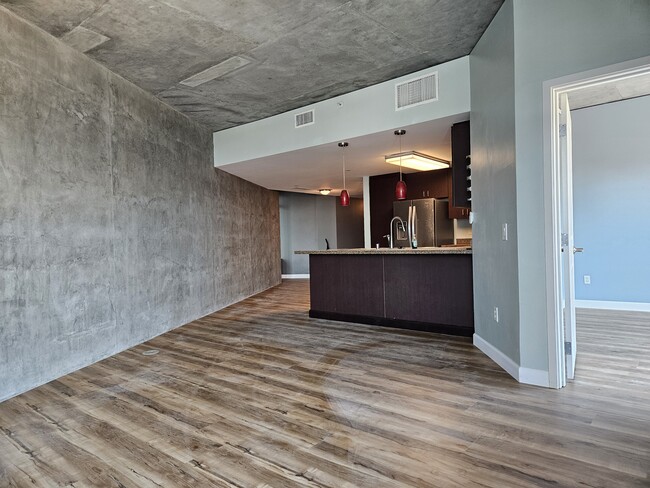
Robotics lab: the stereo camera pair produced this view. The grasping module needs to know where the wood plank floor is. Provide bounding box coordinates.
[1,281,649,487]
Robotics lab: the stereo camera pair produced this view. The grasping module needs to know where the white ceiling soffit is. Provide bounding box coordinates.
[219,114,469,198]
[213,57,471,167]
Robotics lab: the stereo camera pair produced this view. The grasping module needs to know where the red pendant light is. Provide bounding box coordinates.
[394,129,407,200]
[395,179,407,200]
[338,141,350,207]
[340,189,350,206]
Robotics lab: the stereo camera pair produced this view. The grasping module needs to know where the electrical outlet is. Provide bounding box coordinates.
[583,275,591,285]
[493,307,499,323]
[502,223,508,241]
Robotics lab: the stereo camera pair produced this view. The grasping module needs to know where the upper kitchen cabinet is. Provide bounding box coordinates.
[450,120,471,210]
[404,168,450,200]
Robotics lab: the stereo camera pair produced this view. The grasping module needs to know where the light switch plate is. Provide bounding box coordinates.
[583,275,591,285]
[502,223,508,241]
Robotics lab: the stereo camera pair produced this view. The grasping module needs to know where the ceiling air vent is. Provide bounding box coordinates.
[395,72,438,110]
[295,110,315,128]
[180,56,251,87]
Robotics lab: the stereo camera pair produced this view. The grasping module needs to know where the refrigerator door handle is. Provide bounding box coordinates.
[412,205,417,245]
[407,205,412,246]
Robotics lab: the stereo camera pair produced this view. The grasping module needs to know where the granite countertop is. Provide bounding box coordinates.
[295,247,472,255]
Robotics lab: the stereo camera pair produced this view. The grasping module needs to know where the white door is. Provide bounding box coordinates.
[559,92,579,380]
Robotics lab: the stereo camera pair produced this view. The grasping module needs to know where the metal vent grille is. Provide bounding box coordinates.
[180,56,251,87]
[295,110,315,128]
[395,72,438,110]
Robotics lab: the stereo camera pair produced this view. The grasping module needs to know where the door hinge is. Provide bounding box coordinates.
[564,341,572,355]
[561,233,568,247]
[559,123,567,137]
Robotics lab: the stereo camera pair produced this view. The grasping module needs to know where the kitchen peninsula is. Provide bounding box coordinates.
[296,248,473,336]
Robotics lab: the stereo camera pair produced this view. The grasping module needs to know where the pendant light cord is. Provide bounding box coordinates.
[394,129,406,181]
[399,134,403,181]
[338,141,348,190]
[343,148,346,190]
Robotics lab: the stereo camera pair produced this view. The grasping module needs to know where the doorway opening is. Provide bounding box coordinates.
[544,56,650,389]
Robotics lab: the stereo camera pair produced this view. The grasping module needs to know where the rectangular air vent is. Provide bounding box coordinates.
[395,72,438,110]
[180,56,251,87]
[295,110,315,128]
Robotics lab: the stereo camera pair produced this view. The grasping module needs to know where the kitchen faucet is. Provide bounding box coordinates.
[389,216,405,249]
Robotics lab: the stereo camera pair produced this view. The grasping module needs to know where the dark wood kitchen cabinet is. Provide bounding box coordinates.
[450,120,471,217]
[308,252,474,336]
[448,175,470,219]
[404,168,450,199]
[448,205,470,220]
[383,255,474,330]
[369,169,450,246]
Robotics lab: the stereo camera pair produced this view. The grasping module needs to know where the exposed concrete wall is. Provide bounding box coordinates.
[0,7,281,402]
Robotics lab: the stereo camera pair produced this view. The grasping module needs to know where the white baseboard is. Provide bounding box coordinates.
[282,274,310,279]
[575,299,650,312]
[518,367,550,388]
[473,334,549,388]
[473,333,519,381]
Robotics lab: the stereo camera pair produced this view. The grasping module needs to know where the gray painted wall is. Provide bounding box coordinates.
[512,0,650,371]
[279,192,364,274]
[279,192,337,275]
[470,0,650,376]
[0,7,281,402]
[336,198,364,250]
[469,0,520,364]
[572,96,650,303]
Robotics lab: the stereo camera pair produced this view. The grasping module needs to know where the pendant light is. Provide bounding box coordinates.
[338,142,350,206]
[394,129,407,200]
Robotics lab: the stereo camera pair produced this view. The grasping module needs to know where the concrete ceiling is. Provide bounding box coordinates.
[2,0,503,131]
[568,72,650,110]
[220,114,469,198]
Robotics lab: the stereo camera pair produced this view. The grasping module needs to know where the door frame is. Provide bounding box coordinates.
[543,56,650,389]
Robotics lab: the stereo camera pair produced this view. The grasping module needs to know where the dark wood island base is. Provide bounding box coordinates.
[302,250,474,337]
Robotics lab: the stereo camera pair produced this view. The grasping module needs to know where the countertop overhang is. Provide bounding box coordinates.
[295,247,472,255]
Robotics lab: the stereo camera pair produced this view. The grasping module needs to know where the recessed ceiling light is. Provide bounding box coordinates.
[385,151,450,171]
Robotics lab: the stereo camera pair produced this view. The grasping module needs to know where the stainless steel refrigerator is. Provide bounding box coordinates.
[393,198,454,248]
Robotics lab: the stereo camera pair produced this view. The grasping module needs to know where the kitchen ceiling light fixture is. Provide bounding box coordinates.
[393,129,407,200]
[319,188,332,196]
[385,151,450,171]
[338,142,350,207]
